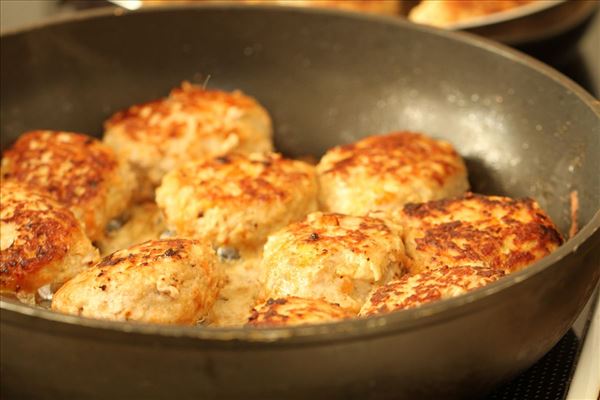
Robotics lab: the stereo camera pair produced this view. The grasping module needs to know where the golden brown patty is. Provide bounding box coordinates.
[0,182,98,300]
[1,130,135,241]
[398,193,563,274]
[51,239,222,325]
[359,266,505,316]
[316,131,469,215]
[409,0,534,27]
[261,212,406,312]
[248,296,354,327]
[156,152,318,250]
[103,82,273,199]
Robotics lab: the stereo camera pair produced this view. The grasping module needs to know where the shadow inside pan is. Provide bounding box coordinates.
[463,156,506,196]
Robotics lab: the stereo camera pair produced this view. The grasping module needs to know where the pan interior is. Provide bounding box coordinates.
[0,6,598,281]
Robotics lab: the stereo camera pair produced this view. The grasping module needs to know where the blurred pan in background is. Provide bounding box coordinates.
[112,0,599,55]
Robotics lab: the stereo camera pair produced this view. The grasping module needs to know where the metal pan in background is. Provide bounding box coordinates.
[448,0,599,65]
[441,0,594,42]
[1,5,599,400]
[107,0,599,46]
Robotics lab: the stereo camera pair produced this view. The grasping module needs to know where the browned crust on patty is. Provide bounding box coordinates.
[157,152,317,249]
[2,131,117,205]
[283,213,396,255]
[96,239,196,269]
[181,153,311,205]
[105,83,260,143]
[401,193,563,273]
[247,296,353,327]
[319,131,465,186]
[0,182,90,293]
[1,130,129,239]
[360,265,504,316]
[103,82,273,200]
[160,152,315,210]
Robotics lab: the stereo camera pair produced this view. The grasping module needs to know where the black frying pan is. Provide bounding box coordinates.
[1,5,599,399]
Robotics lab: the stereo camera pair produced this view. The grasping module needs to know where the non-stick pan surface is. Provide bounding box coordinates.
[1,5,599,399]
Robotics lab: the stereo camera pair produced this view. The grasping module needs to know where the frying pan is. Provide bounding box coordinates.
[1,5,599,399]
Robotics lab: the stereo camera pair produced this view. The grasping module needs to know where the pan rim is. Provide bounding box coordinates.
[1,3,599,344]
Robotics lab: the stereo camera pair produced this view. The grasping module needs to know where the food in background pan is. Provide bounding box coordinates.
[134,0,544,28]
[244,0,401,14]
[0,82,565,326]
[409,0,536,27]
[139,0,402,15]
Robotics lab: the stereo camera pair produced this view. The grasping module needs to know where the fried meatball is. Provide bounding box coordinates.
[248,296,354,327]
[409,0,534,27]
[52,239,222,325]
[156,152,318,250]
[1,130,135,241]
[103,82,273,199]
[359,266,505,316]
[97,201,166,256]
[316,132,469,216]
[0,182,98,303]
[261,212,406,312]
[398,193,563,274]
